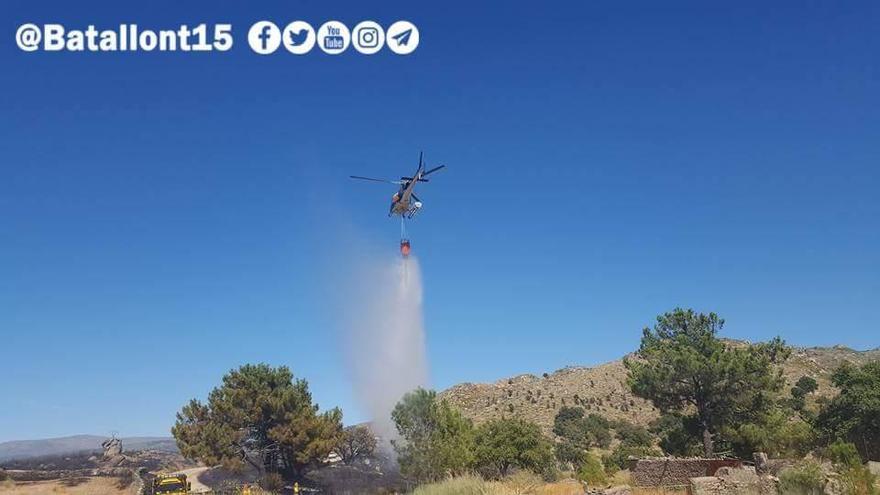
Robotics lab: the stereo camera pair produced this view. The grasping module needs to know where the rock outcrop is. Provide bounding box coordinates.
[100,437,126,467]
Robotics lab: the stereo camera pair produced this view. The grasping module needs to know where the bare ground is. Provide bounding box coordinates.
[0,477,136,495]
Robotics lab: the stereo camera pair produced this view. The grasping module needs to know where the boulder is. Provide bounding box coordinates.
[603,485,632,495]
[101,437,123,459]
[753,452,769,474]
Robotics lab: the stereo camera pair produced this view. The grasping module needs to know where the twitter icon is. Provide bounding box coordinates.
[289,29,308,46]
[282,21,316,54]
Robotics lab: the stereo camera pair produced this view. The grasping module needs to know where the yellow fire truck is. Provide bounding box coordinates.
[152,473,191,494]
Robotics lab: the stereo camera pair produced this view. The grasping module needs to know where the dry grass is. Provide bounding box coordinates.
[0,476,135,495]
[411,474,493,495]
[412,473,586,495]
[534,480,585,495]
[631,487,688,495]
[410,470,694,495]
[609,470,634,486]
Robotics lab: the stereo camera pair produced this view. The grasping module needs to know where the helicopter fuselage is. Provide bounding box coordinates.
[390,180,422,217]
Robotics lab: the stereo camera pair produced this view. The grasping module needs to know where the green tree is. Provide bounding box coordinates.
[790,376,819,413]
[794,376,819,396]
[624,308,789,456]
[172,364,343,477]
[555,441,586,467]
[552,406,613,474]
[553,406,585,437]
[613,420,653,447]
[391,388,475,482]
[582,414,613,448]
[473,418,556,480]
[724,406,815,458]
[816,361,880,462]
[649,413,703,456]
[337,424,377,463]
[552,407,611,449]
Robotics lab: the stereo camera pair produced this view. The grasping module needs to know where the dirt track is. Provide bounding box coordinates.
[171,466,212,493]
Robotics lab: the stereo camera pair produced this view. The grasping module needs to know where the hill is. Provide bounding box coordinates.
[440,343,880,435]
[0,435,177,462]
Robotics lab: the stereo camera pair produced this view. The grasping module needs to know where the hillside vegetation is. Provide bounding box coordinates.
[440,344,880,435]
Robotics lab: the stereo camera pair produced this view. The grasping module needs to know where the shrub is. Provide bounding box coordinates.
[822,442,878,495]
[824,440,862,469]
[555,440,586,467]
[613,420,653,447]
[583,414,613,448]
[576,452,607,486]
[778,461,824,495]
[602,444,661,474]
[727,411,816,458]
[837,465,877,495]
[553,408,612,448]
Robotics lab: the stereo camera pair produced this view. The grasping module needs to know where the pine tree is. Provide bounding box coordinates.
[624,308,789,456]
[172,364,343,477]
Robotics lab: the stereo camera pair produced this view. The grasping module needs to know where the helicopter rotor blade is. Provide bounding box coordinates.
[350,175,404,184]
[423,164,446,176]
[410,152,424,181]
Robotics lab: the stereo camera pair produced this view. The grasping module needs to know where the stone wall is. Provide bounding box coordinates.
[629,457,743,487]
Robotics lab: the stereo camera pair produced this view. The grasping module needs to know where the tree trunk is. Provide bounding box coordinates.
[239,448,264,476]
[701,420,714,457]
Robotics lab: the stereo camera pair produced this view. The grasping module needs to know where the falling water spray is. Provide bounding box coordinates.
[344,255,429,442]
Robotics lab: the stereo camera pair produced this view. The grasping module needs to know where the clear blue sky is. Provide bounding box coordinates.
[1,1,877,442]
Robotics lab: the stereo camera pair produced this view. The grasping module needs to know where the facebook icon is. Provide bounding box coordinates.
[259,25,273,50]
[247,21,281,54]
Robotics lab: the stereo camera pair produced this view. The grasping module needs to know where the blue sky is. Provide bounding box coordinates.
[0,1,877,442]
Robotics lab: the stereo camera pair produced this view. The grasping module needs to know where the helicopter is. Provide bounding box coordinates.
[350,152,445,256]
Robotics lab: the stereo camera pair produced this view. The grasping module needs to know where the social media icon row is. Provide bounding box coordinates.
[247,20,418,55]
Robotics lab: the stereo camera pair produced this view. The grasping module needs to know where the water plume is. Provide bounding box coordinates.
[343,255,429,442]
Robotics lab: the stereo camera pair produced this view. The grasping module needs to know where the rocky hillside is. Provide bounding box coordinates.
[0,435,177,462]
[440,344,880,436]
